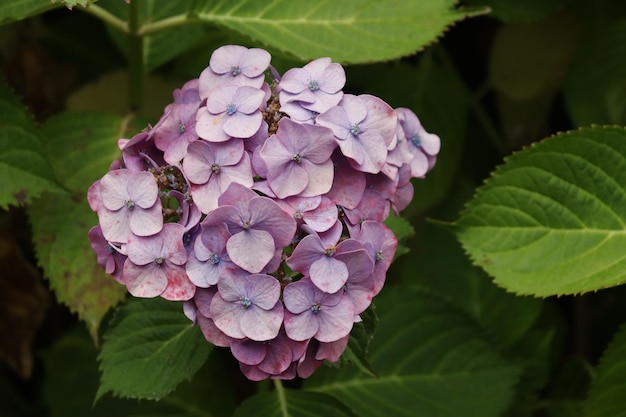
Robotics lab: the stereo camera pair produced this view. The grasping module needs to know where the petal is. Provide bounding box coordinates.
[122,261,168,298]
[248,197,297,248]
[231,339,267,365]
[247,274,281,310]
[284,309,318,342]
[127,171,159,208]
[195,110,230,142]
[315,297,355,342]
[100,170,132,211]
[283,279,315,314]
[223,112,263,139]
[159,263,196,301]
[129,202,163,237]
[98,208,131,243]
[309,256,348,293]
[241,302,283,341]
[210,294,246,339]
[227,229,275,273]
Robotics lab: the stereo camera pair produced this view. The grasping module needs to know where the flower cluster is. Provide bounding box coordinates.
[88,45,440,380]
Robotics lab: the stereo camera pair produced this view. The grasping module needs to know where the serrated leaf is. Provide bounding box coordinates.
[97,298,212,401]
[305,287,522,417]
[0,82,65,209]
[233,388,357,417]
[583,324,626,417]
[0,0,58,25]
[384,212,414,259]
[192,0,487,64]
[455,126,626,297]
[564,19,626,126]
[42,111,124,192]
[29,194,127,340]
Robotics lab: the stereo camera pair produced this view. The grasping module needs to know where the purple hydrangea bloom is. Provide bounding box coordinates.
[209,268,284,341]
[390,164,414,214]
[274,195,338,233]
[88,225,126,280]
[196,85,265,142]
[316,94,397,174]
[335,249,375,314]
[396,107,441,178]
[186,222,234,287]
[286,221,363,293]
[353,220,398,296]
[118,131,165,172]
[279,57,345,114]
[121,223,194,300]
[95,169,163,243]
[283,277,355,343]
[325,152,366,210]
[259,118,337,198]
[202,182,297,273]
[182,139,254,212]
[199,45,271,97]
[153,99,201,165]
[185,287,233,347]
[343,188,390,235]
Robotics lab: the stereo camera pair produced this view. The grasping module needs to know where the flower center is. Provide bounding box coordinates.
[349,123,361,136]
[324,246,336,257]
[240,296,251,308]
[231,66,241,76]
[209,253,220,265]
[178,123,186,134]
[241,219,251,230]
[311,302,321,313]
[155,256,164,266]
[105,244,115,254]
[125,199,135,210]
[375,250,384,262]
[292,152,303,163]
[308,80,320,91]
[294,209,303,220]
[411,134,422,148]
[211,163,221,174]
[226,103,237,115]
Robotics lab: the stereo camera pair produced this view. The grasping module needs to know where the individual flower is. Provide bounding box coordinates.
[286,221,363,293]
[152,99,201,165]
[202,183,296,273]
[196,85,266,142]
[182,139,254,212]
[199,45,271,97]
[283,277,355,343]
[94,169,163,243]
[273,195,338,233]
[353,220,397,296]
[279,57,345,114]
[396,107,441,178]
[185,287,233,347]
[316,94,397,174]
[259,118,337,198]
[335,249,375,314]
[186,222,235,288]
[88,225,126,280]
[209,268,284,341]
[121,223,194,300]
[324,152,366,210]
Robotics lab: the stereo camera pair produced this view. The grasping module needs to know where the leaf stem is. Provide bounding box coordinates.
[273,379,289,417]
[127,0,144,113]
[82,4,128,33]
[138,14,201,36]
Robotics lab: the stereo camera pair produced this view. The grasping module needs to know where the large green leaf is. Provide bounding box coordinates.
[456,126,626,297]
[564,19,626,126]
[192,0,486,64]
[305,287,521,417]
[0,80,65,209]
[0,0,58,25]
[29,194,127,341]
[583,324,626,417]
[233,387,356,417]
[29,111,127,340]
[464,0,567,22]
[97,298,212,400]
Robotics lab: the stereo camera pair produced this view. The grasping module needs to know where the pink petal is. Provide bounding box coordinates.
[309,256,348,293]
[227,228,275,273]
[241,302,283,341]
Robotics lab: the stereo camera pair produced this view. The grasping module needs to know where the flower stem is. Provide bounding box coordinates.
[127,0,144,113]
[82,4,128,33]
[273,379,289,417]
[138,14,201,36]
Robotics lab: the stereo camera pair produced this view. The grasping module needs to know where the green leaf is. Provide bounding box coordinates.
[97,298,212,401]
[305,287,522,417]
[0,80,65,209]
[334,305,378,377]
[564,19,626,126]
[29,194,127,340]
[0,0,58,25]
[465,0,567,22]
[583,324,626,417]
[192,0,487,64]
[455,126,626,297]
[233,387,357,417]
[384,212,414,259]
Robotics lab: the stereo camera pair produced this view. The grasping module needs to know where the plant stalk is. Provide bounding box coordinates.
[127,0,144,113]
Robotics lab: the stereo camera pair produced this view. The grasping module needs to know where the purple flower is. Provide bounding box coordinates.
[95,169,163,243]
[199,45,271,97]
[316,94,397,174]
[335,249,375,314]
[209,268,284,341]
[396,107,440,178]
[182,139,254,212]
[390,164,414,214]
[259,118,336,198]
[202,182,296,273]
[153,99,201,165]
[118,131,165,172]
[353,220,397,296]
[121,223,194,300]
[343,188,390,235]
[283,278,355,343]
[286,221,363,293]
[231,329,308,380]
[279,57,345,114]
[274,195,338,233]
[186,223,234,287]
[325,152,366,210]
[88,225,126,280]
[185,287,233,347]
[196,85,265,142]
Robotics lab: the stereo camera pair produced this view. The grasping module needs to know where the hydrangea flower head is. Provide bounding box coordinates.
[87,44,440,381]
